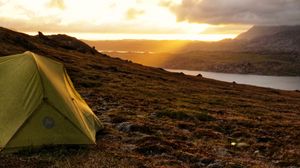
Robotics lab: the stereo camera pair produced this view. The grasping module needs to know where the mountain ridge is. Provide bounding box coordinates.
[0,27,98,56]
[236,25,300,40]
[236,25,300,53]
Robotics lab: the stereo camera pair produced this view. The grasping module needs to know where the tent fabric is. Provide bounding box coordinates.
[0,51,102,151]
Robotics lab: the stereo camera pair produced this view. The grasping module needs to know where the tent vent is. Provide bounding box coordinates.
[43,116,55,129]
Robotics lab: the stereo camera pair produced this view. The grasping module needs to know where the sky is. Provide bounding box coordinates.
[0,0,299,41]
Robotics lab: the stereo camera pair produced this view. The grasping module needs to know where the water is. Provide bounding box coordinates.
[167,69,300,91]
[99,50,155,54]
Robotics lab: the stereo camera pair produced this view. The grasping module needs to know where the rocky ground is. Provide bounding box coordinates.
[0,27,300,167]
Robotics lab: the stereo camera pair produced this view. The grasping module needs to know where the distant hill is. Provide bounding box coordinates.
[236,25,300,53]
[86,25,300,75]
[236,25,300,41]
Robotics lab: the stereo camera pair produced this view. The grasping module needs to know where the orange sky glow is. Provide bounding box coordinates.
[0,0,252,41]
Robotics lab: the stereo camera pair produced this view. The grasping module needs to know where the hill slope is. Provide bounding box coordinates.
[162,25,300,74]
[236,25,300,53]
[0,27,300,167]
[236,25,300,41]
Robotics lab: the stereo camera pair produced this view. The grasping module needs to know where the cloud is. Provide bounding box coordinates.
[0,0,8,6]
[0,16,63,32]
[0,0,200,35]
[48,0,65,10]
[171,0,300,25]
[0,16,190,35]
[126,8,144,20]
[0,0,249,40]
[201,25,252,34]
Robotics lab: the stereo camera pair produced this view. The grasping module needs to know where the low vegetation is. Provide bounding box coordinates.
[0,28,300,167]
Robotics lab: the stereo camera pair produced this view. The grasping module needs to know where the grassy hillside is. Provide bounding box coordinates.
[1,27,300,167]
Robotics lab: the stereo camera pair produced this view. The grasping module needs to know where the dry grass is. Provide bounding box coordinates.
[0,27,300,167]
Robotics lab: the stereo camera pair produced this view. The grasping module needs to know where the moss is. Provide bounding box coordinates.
[193,112,216,121]
[156,109,216,122]
[156,109,193,120]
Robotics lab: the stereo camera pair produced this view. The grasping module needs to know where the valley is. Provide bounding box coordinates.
[86,25,300,76]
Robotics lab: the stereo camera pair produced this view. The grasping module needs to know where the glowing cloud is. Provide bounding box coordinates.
[48,0,65,10]
[0,0,251,41]
[126,8,144,20]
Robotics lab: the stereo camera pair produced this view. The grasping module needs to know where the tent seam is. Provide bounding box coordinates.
[3,102,44,149]
[63,68,96,140]
[44,101,94,144]
[31,52,46,97]
[2,52,45,149]
[32,53,94,142]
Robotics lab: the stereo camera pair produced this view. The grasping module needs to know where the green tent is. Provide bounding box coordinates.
[0,51,103,152]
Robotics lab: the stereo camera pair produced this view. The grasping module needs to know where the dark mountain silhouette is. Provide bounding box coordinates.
[236,25,300,40]
[236,25,300,53]
[0,27,97,56]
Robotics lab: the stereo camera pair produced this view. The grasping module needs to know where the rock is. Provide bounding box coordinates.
[194,128,223,140]
[193,161,206,167]
[116,122,133,132]
[192,158,215,168]
[200,158,214,165]
[231,131,252,138]
[111,116,128,123]
[148,112,157,119]
[228,163,245,168]
[207,161,225,168]
[256,137,273,143]
[175,152,198,163]
[38,31,46,38]
[135,144,171,156]
[215,147,230,157]
[197,73,203,77]
[47,34,97,54]
[236,142,250,148]
[230,141,250,148]
[177,122,195,131]
[121,144,136,152]
[116,122,154,134]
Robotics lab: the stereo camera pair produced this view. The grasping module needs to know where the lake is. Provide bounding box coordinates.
[167,69,300,91]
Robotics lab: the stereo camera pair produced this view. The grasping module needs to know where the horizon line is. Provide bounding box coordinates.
[25,32,238,42]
